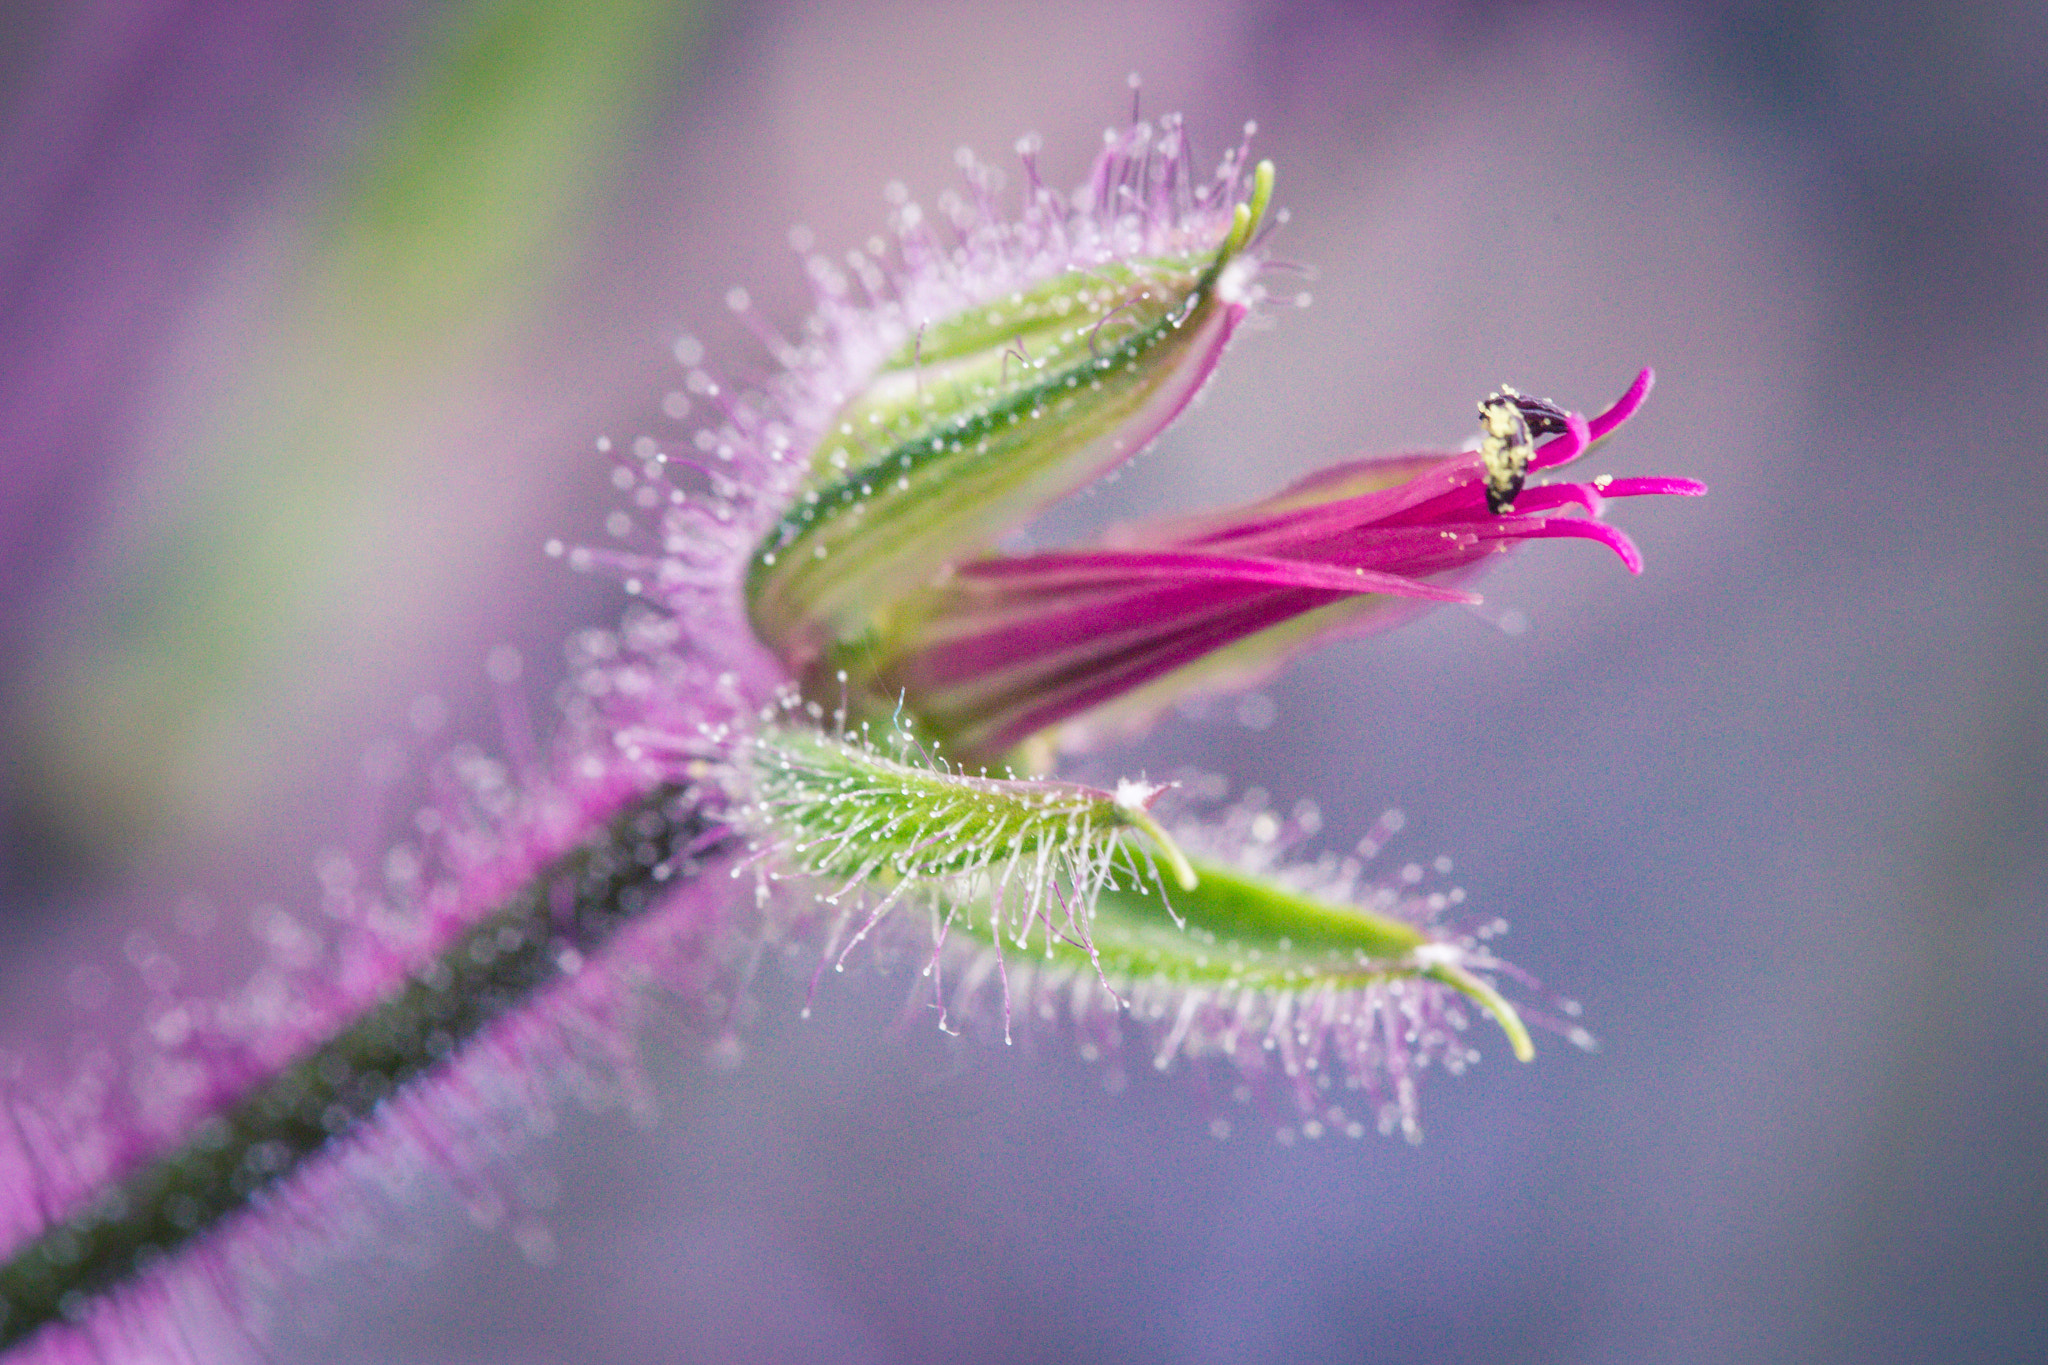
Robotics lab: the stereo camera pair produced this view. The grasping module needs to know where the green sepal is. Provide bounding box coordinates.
[741,721,1195,930]
[745,165,1276,674]
[953,853,1535,1062]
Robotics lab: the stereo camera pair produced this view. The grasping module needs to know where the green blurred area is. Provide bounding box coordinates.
[327,0,694,342]
[21,0,711,876]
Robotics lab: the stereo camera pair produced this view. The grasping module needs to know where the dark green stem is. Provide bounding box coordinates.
[0,781,727,1352]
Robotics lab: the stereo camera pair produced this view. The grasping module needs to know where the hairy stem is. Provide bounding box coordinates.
[0,782,726,1351]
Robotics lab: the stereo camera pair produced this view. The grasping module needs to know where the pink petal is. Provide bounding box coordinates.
[1589,367,1655,443]
[1519,517,1646,574]
[957,550,1478,602]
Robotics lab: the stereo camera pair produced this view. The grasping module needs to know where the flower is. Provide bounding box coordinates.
[673,122,1275,685]
[844,368,1705,761]
[0,109,1700,1362]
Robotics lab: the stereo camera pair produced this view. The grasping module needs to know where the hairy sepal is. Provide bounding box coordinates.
[737,719,1195,973]
[943,843,1538,1142]
[747,168,1273,677]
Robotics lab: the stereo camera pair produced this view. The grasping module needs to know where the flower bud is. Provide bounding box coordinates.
[744,133,1274,682]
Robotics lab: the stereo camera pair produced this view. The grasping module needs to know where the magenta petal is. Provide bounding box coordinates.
[1530,410,1593,473]
[958,550,1479,603]
[963,588,1417,752]
[1172,464,1472,551]
[869,366,1694,760]
[1515,483,1604,516]
[1596,475,1707,499]
[1588,367,1655,443]
[1531,370,1651,474]
[914,558,1469,689]
[1521,517,1646,574]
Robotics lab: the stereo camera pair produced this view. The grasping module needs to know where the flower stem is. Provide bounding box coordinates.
[0,781,726,1352]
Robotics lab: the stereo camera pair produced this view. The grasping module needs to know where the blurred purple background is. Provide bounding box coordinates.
[3,1,2044,1362]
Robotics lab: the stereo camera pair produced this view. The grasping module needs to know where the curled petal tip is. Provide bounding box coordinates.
[1613,531,1647,576]
[1589,368,1655,443]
